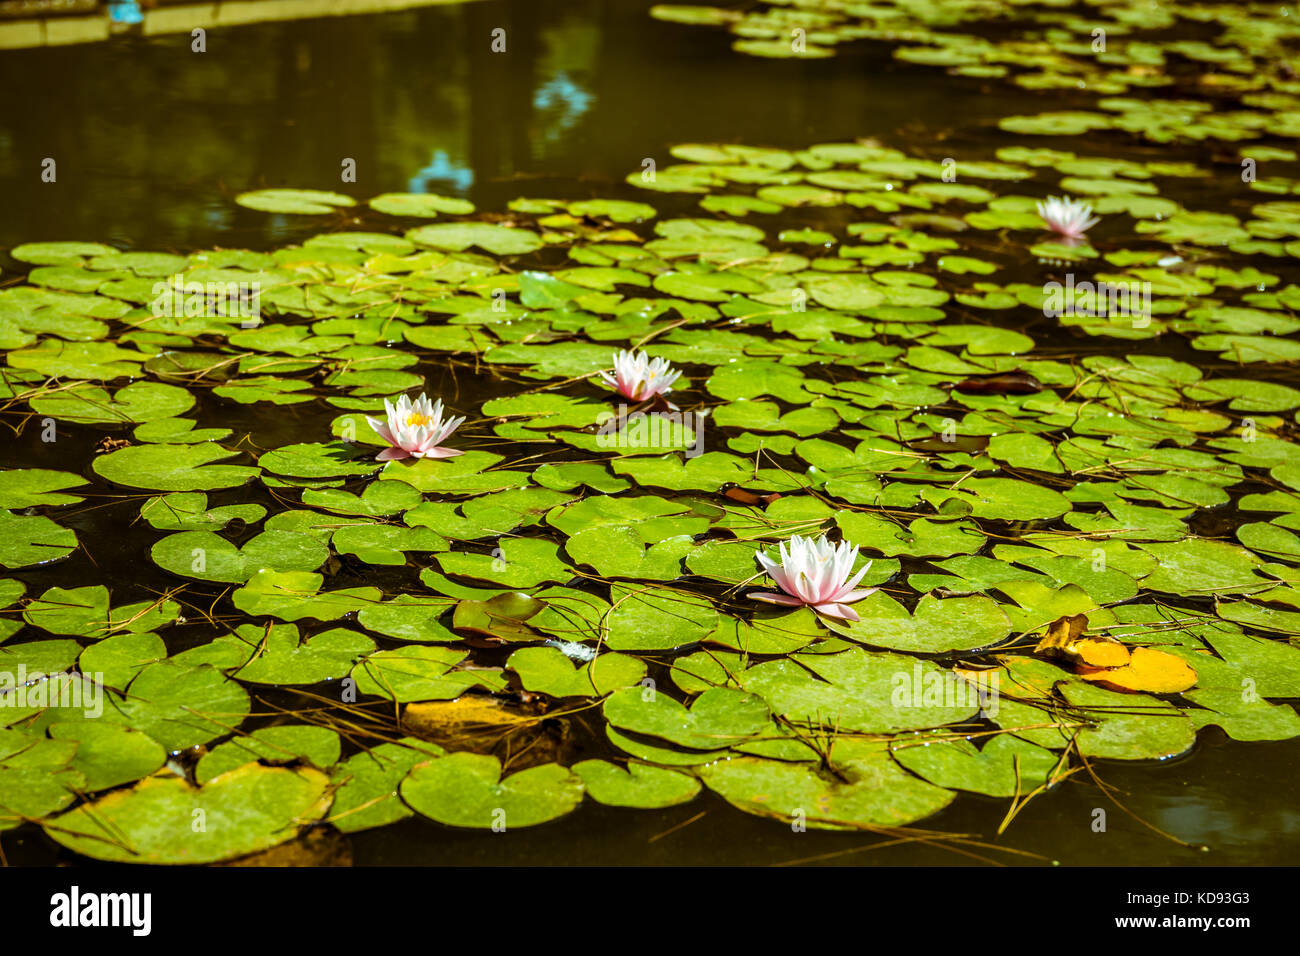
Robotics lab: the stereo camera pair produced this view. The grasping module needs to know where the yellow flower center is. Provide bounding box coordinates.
[406,413,433,427]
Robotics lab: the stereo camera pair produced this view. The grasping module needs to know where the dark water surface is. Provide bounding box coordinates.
[0,0,1038,253]
[2,0,1299,866]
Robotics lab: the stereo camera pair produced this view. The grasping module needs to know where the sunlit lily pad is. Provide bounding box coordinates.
[93,443,259,492]
[45,764,331,863]
[236,189,356,214]
[572,759,700,808]
[400,753,583,828]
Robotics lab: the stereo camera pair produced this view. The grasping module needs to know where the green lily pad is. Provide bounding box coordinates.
[605,584,719,651]
[603,686,770,750]
[195,725,341,783]
[23,585,177,638]
[350,645,505,702]
[236,189,356,214]
[407,222,544,256]
[47,721,167,792]
[45,764,331,863]
[891,733,1060,797]
[698,746,954,830]
[740,648,981,733]
[572,759,701,809]
[228,624,375,685]
[507,646,646,697]
[0,511,77,568]
[29,381,194,425]
[0,469,87,509]
[830,592,1011,653]
[328,738,441,833]
[369,192,475,217]
[139,492,266,531]
[93,443,259,492]
[400,752,584,828]
[151,530,328,583]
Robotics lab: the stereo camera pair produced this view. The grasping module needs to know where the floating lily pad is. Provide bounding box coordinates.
[236,189,356,214]
[400,753,584,829]
[93,443,259,492]
[572,759,701,808]
[151,530,328,583]
[508,646,646,697]
[0,469,87,509]
[829,592,1011,653]
[369,192,475,217]
[45,764,331,863]
[0,511,77,568]
[698,746,955,829]
[324,739,437,834]
[350,646,505,702]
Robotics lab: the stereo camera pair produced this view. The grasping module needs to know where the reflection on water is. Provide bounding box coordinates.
[532,72,594,147]
[409,148,474,192]
[2,0,1297,866]
[0,0,1029,255]
[107,0,143,25]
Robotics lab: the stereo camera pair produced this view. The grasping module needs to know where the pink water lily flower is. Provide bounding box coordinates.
[1036,195,1100,240]
[367,393,465,462]
[750,534,876,621]
[599,349,681,402]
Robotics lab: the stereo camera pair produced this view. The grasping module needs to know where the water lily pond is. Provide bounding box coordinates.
[3,0,1300,867]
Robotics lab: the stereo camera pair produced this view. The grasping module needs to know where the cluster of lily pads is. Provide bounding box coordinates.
[651,1,1300,153]
[2,130,1300,863]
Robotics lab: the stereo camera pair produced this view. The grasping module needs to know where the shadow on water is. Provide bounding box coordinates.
[2,0,1299,865]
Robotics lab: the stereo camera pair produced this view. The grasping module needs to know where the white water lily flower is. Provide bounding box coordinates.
[599,349,681,402]
[1036,195,1100,240]
[366,393,465,462]
[750,534,876,621]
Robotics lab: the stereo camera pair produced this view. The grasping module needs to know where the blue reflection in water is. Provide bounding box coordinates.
[203,205,231,230]
[408,150,474,194]
[532,71,593,145]
[107,0,144,25]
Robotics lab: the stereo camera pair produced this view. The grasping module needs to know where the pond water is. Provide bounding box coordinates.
[2,0,1300,866]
